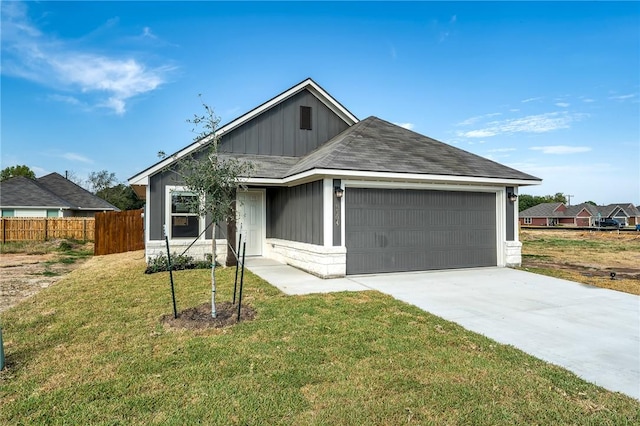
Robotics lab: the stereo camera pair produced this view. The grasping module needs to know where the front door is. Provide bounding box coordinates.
[236,190,264,256]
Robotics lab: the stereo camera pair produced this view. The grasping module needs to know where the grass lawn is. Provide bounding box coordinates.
[1,251,638,424]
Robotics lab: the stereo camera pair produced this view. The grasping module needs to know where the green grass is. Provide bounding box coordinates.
[1,253,638,425]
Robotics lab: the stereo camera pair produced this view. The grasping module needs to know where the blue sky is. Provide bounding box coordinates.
[2,1,638,205]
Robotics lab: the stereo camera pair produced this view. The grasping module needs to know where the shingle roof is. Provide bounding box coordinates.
[0,176,72,208]
[520,202,640,219]
[37,173,118,210]
[519,202,565,218]
[286,116,540,181]
[0,173,118,211]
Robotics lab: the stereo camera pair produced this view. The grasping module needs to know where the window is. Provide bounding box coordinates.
[300,106,312,130]
[170,191,200,238]
[1,209,14,217]
[47,209,59,218]
[524,217,532,225]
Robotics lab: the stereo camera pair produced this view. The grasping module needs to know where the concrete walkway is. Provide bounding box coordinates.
[245,258,640,400]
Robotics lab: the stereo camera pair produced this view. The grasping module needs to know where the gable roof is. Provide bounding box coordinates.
[519,202,566,218]
[129,78,358,186]
[520,202,639,219]
[37,173,118,211]
[0,173,118,211]
[0,176,72,208]
[286,116,540,181]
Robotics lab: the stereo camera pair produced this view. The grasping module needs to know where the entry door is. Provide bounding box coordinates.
[236,191,263,256]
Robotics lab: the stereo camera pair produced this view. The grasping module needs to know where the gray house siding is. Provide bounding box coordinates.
[219,90,349,157]
[266,180,323,245]
[506,186,515,241]
[148,170,215,241]
[345,188,497,274]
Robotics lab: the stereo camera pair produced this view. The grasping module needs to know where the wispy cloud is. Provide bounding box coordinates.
[61,152,93,163]
[555,102,570,108]
[582,98,595,103]
[1,1,173,115]
[609,93,637,101]
[530,145,591,155]
[393,122,415,130]
[487,147,516,153]
[457,112,588,138]
[457,112,501,126]
[521,96,543,103]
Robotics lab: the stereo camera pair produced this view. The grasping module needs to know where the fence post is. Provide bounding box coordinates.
[44,218,48,241]
[1,218,5,244]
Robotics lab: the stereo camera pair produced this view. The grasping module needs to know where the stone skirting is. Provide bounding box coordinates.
[504,240,522,267]
[146,239,228,266]
[265,238,346,278]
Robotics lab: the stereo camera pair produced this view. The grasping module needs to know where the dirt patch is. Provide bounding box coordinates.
[520,229,640,294]
[161,301,256,330]
[0,241,93,313]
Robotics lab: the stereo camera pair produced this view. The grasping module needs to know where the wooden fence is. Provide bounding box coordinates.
[1,217,94,242]
[94,209,144,256]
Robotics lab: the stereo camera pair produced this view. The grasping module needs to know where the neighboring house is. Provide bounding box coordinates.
[0,173,119,218]
[519,202,640,227]
[129,78,541,278]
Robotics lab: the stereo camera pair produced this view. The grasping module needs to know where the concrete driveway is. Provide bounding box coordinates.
[246,259,640,400]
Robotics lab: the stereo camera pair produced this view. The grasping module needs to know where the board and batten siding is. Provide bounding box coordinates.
[219,89,349,157]
[266,180,323,245]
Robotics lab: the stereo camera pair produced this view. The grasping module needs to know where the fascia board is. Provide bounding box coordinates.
[244,169,543,188]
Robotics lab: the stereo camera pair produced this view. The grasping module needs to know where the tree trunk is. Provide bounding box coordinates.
[211,235,217,318]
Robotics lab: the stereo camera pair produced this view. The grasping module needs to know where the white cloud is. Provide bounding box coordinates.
[457,112,501,126]
[1,2,172,115]
[487,147,516,153]
[529,145,591,155]
[394,122,415,130]
[555,102,570,108]
[521,96,543,103]
[457,112,588,138]
[582,98,595,103]
[609,93,636,101]
[61,152,93,163]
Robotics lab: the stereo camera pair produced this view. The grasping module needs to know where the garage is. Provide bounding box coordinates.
[345,188,497,275]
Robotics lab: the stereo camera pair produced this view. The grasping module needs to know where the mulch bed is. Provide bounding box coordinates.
[161,301,256,330]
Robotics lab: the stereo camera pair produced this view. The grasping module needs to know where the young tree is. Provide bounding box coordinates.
[166,98,253,317]
[0,165,36,181]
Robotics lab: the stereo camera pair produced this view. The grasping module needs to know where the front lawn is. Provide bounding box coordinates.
[1,251,638,424]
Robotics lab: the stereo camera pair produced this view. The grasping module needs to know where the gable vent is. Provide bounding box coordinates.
[300,106,312,130]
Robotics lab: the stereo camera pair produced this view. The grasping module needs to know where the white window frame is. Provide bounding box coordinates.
[524,217,532,225]
[165,186,204,240]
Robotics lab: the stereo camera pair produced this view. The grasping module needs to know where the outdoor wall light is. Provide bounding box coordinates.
[507,192,518,203]
[335,187,344,199]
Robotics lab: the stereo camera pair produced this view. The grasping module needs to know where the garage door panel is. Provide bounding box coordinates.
[346,188,497,274]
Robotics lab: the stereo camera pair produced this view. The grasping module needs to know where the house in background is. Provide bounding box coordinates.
[0,173,119,218]
[129,78,541,278]
[519,202,640,227]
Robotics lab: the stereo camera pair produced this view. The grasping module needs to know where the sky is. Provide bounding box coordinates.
[1,1,638,205]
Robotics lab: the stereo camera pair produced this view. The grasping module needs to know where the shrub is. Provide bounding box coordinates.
[145,252,214,274]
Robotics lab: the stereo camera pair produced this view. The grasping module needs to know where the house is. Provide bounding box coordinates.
[0,173,119,218]
[129,78,541,278]
[519,202,640,227]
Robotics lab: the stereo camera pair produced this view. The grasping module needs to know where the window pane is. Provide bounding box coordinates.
[1,209,14,217]
[172,193,196,214]
[172,215,199,237]
[47,210,59,217]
